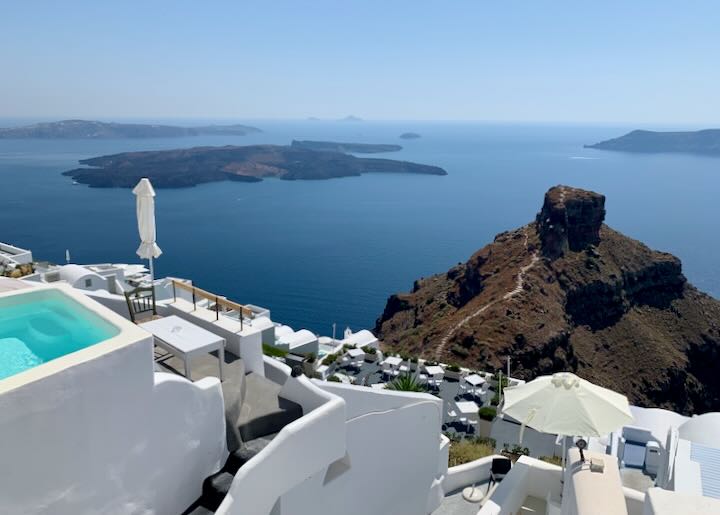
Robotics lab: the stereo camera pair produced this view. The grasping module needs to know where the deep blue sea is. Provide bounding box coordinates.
[1,120,718,334]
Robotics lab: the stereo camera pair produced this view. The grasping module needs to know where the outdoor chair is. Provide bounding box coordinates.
[124,285,157,324]
[467,419,478,433]
[489,457,512,490]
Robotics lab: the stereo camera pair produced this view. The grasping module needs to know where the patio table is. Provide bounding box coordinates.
[455,400,480,431]
[347,348,365,359]
[425,365,444,377]
[141,315,225,381]
[383,356,402,367]
[464,373,485,387]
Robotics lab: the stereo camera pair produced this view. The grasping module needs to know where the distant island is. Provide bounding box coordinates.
[0,119,262,139]
[399,132,421,139]
[586,129,720,155]
[339,115,363,122]
[62,144,447,188]
[291,140,401,153]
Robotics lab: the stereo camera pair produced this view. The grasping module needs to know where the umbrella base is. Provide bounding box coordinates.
[462,485,485,503]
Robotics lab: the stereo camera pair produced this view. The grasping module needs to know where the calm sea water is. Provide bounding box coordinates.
[1,120,718,334]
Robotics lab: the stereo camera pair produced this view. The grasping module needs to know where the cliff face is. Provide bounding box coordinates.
[376,185,720,414]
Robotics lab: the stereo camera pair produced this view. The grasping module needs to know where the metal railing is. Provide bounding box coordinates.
[170,279,254,330]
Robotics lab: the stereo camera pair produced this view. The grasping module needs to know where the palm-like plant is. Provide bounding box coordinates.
[386,373,427,392]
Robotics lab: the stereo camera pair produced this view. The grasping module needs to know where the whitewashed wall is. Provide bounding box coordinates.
[217,369,346,515]
[277,383,444,515]
[0,337,227,515]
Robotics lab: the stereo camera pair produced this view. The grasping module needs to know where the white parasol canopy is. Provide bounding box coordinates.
[132,178,162,280]
[502,372,633,470]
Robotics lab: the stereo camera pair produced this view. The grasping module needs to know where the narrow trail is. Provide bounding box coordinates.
[434,228,539,361]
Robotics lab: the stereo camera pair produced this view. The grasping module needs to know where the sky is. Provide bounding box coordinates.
[1,1,719,124]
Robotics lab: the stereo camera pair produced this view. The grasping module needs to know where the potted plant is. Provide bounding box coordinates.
[361,345,378,363]
[477,406,497,438]
[444,363,463,381]
[302,352,317,376]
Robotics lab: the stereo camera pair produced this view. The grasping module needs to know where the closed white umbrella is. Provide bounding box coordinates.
[502,372,632,472]
[132,178,162,283]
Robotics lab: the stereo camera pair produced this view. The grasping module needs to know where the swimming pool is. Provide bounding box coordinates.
[0,288,120,380]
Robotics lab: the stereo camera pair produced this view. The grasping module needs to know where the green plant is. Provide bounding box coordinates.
[262,344,288,358]
[327,375,342,383]
[491,392,500,406]
[446,364,461,372]
[478,406,497,421]
[361,345,377,354]
[473,436,497,448]
[425,360,438,367]
[448,439,495,467]
[386,373,427,392]
[539,455,562,466]
[509,445,529,456]
[343,344,354,351]
[305,353,316,364]
[410,356,419,363]
[323,353,339,365]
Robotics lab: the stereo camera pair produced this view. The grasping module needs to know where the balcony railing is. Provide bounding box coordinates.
[170,279,254,330]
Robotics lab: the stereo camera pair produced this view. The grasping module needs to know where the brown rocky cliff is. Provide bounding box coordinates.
[376,185,720,414]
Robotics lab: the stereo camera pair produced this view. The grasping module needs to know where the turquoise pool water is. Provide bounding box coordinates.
[0,289,119,380]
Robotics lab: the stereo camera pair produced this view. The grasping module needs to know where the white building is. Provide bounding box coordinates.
[0,241,33,266]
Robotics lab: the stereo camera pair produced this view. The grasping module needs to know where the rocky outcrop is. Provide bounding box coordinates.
[376,185,720,414]
[536,186,605,258]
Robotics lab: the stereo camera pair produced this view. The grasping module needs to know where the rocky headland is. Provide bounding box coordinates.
[400,132,421,139]
[586,129,720,155]
[0,119,261,139]
[63,144,447,188]
[376,185,720,414]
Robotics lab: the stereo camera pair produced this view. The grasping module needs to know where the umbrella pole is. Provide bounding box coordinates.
[149,257,155,284]
[562,436,567,479]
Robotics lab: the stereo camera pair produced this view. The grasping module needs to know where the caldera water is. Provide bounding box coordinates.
[1,120,718,334]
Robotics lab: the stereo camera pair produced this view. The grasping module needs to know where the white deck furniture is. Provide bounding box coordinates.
[456,400,480,431]
[346,347,365,368]
[383,356,402,368]
[464,373,486,398]
[141,315,225,381]
[424,365,444,377]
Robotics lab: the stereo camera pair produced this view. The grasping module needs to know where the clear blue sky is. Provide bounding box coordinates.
[1,1,718,123]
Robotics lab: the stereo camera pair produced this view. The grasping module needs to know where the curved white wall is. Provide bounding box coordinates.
[277,383,445,515]
[217,368,346,515]
[0,336,227,515]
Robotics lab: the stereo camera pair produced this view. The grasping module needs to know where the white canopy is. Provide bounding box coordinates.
[133,178,162,260]
[503,372,632,438]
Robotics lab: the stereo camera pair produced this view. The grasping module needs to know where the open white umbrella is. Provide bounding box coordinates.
[132,178,162,283]
[502,372,633,472]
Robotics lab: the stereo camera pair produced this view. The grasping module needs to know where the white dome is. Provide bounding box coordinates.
[678,413,720,447]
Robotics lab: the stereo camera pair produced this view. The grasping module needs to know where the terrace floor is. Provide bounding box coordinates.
[434,485,491,515]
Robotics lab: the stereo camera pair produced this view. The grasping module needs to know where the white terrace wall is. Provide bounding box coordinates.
[276,382,445,515]
[217,365,347,515]
[0,336,227,515]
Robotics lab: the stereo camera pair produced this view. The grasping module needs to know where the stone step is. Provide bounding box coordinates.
[225,432,278,474]
[236,373,303,442]
[200,471,235,512]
